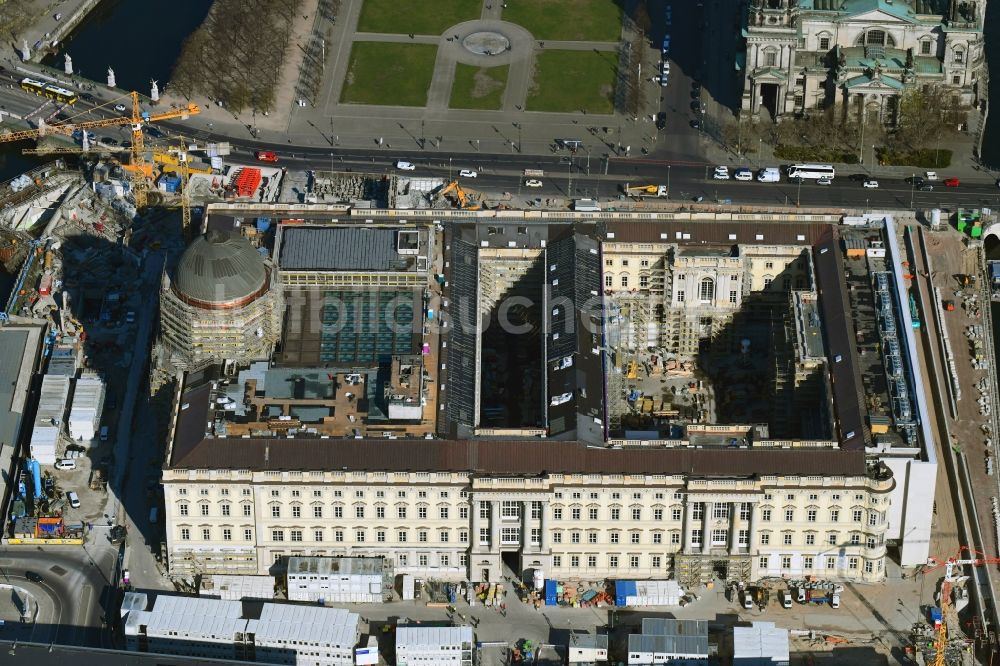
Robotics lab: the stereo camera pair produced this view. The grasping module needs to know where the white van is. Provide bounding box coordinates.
[757,167,780,183]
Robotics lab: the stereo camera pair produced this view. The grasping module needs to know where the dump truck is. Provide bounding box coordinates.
[623,183,668,197]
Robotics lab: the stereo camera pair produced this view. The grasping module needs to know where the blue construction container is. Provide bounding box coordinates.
[930,606,943,626]
[159,174,181,193]
[256,217,272,233]
[615,580,637,606]
[544,580,557,606]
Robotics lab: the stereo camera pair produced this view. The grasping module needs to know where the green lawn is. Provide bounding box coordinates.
[526,50,617,114]
[450,64,509,110]
[340,43,438,106]
[357,0,482,35]
[503,0,623,41]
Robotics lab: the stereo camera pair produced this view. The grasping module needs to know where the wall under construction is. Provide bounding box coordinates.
[159,279,282,372]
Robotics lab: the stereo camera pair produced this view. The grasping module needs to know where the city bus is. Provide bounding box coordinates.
[19,77,77,105]
[787,164,836,180]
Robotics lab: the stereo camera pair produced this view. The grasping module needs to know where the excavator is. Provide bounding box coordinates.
[0,89,200,208]
[435,180,483,210]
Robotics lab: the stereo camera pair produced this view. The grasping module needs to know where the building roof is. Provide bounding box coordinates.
[0,639,253,666]
[169,433,867,479]
[277,226,411,271]
[599,220,829,246]
[249,604,359,648]
[287,555,383,577]
[844,73,905,90]
[801,0,944,20]
[813,228,868,449]
[396,625,474,649]
[733,621,790,662]
[174,230,268,306]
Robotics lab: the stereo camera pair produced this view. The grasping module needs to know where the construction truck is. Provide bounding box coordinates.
[435,181,483,210]
[623,183,668,197]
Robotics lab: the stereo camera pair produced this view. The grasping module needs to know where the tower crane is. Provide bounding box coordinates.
[0,91,200,209]
[164,140,194,234]
[924,546,1000,666]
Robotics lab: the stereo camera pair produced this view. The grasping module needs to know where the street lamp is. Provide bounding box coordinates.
[667,165,671,199]
[909,173,915,209]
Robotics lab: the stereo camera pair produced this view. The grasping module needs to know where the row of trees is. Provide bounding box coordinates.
[169,0,304,114]
[720,86,966,166]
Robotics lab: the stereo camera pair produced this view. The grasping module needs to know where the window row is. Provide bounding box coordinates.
[179,503,469,520]
[176,488,469,500]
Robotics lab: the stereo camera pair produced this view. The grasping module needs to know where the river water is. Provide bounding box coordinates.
[40,0,212,94]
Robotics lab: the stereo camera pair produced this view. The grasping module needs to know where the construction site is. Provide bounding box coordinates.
[600,223,827,442]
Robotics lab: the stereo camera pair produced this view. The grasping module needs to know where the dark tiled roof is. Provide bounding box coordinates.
[813,228,869,449]
[168,435,867,477]
[599,220,830,247]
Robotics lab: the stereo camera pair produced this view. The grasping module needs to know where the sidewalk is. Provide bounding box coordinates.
[698,121,999,184]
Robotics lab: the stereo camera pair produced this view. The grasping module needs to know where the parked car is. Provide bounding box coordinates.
[395,161,416,171]
[919,184,934,191]
[67,491,80,508]
[924,171,939,180]
[524,179,543,188]
[905,175,925,186]
[848,173,868,182]
[734,168,753,181]
[113,104,126,113]
[713,166,730,180]
[944,177,960,187]
[54,459,76,471]
[459,169,478,178]
[817,176,833,185]
[655,112,667,130]
[689,119,703,130]
[25,571,42,583]
[255,150,278,163]
[863,179,879,189]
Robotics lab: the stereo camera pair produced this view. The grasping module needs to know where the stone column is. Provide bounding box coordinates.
[471,498,482,551]
[683,499,697,553]
[748,503,758,555]
[490,500,501,552]
[702,501,713,554]
[522,501,532,553]
[540,502,550,552]
[729,502,741,556]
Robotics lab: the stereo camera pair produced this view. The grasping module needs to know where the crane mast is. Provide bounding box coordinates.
[0,88,200,209]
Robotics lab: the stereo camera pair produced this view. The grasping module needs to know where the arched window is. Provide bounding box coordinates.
[866,30,885,46]
[699,278,715,302]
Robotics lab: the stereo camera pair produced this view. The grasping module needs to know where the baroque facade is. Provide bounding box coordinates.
[742,0,985,122]
[161,437,893,587]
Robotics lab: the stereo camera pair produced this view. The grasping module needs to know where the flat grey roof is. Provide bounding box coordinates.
[278,227,407,271]
[0,329,30,447]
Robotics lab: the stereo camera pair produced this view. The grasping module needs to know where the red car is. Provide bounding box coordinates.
[255,151,278,163]
[944,177,960,187]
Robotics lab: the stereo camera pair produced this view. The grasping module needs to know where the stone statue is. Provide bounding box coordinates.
[107,67,116,88]
[21,39,30,62]
[150,80,159,102]
[64,54,73,76]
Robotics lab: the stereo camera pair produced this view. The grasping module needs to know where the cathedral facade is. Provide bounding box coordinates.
[741,0,985,122]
